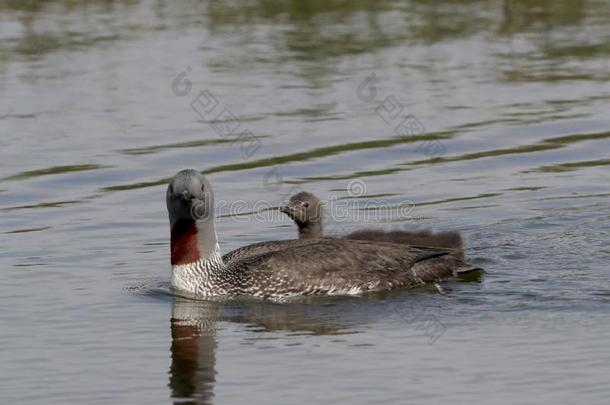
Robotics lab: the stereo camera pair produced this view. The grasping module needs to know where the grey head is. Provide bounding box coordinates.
[166,169,215,226]
[280,191,323,239]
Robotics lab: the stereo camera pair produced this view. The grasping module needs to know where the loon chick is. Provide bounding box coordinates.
[281,191,463,252]
[167,169,478,299]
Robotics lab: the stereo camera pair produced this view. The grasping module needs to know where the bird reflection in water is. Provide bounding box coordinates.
[169,297,220,405]
[167,295,356,404]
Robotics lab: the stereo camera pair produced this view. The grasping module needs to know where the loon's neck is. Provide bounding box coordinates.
[171,244,227,296]
[170,218,228,296]
[298,220,323,239]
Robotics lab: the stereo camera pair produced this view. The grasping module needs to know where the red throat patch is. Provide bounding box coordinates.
[170,219,200,265]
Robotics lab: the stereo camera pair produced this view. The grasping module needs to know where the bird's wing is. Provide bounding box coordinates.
[226,239,455,290]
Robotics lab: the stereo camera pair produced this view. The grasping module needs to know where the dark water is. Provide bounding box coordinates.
[1,0,609,403]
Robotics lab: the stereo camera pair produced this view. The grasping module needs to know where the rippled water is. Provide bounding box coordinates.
[1,1,609,404]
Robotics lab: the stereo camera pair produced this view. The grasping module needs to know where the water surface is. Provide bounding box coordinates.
[1,1,609,404]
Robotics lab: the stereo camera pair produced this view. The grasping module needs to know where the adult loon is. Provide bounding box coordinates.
[167,169,478,299]
[281,191,463,253]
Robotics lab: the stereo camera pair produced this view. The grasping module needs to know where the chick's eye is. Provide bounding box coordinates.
[302,202,310,208]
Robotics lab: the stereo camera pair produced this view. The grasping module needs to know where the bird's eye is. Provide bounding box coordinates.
[302,202,310,208]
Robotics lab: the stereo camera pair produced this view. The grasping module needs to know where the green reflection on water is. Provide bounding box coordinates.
[101,132,454,192]
[118,136,267,156]
[2,0,608,74]
[404,131,610,167]
[1,164,105,181]
[531,158,610,173]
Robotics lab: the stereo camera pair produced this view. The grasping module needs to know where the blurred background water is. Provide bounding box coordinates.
[0,0,609,404]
